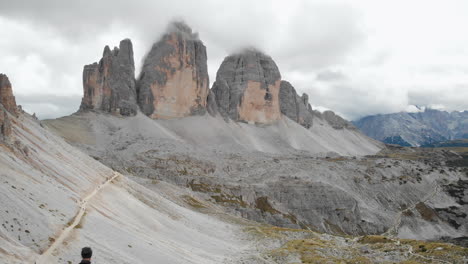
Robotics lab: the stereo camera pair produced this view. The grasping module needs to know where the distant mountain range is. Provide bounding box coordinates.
[353,108,468,147]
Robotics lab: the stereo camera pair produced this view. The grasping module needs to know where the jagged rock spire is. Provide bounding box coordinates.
[0,74,18,115]
[137,21,209,119]
[0,74,16,141]
[80,39,138,116]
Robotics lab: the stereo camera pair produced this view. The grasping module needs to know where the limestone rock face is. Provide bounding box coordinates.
[279,81,313,128]
[212,49,282,124]
[80,39,137,116]
[0,74,17,115]
[137,22,209,119]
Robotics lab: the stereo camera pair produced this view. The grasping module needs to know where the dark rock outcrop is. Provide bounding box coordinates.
[0,74,17,115]
[322,110,355,129]
[279,81,313,128]
[0,74,16,141]
[137,21,209,119]
[80,39,137,116]
[206,90,218,117]
[211,49,282,124]
[0,109,12,141]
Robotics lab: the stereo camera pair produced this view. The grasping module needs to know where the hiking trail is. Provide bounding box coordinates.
[35,172,121,264]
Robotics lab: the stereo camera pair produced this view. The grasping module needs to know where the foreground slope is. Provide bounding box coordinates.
[3,108,466,263]
[0,109,254,264]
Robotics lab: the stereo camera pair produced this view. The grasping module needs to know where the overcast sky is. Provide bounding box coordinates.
[1,0,467,120]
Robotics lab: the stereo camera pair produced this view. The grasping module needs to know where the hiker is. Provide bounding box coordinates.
[80,247,93,264]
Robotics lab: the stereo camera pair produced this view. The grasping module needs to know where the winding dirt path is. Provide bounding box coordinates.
[35,172,121,264]
[383,182,440,237]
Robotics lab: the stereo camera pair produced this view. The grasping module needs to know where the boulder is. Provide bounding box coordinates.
[137,21,209,119]
[0,74,17,115]
[80,39,137,116]
[279,81,313,128]
[211,49,282,124]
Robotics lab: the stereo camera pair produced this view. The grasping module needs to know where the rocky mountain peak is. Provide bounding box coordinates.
[0,74,18,115]
[354,109,468,146]
[137,22,209,119]
[80,39,137,116]
[211,49,282,124]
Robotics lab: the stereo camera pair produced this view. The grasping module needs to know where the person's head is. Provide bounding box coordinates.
[81,247,92,259]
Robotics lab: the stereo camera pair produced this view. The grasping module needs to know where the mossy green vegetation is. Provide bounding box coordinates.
[358,235,392,244]
[181,195,207,209]
[399,239,468,263]
[265,233,468,264]
[211,194,248,207]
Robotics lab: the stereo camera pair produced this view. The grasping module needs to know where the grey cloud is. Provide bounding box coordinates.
[316,70,348,82]
[408,84,468,112]
[15,94,81,120]
[273,2,364,71]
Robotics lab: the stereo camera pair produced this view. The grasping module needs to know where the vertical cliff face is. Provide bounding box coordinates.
[0,74,16,141]
[80,39,137,116]
[0,74,17,115]
[211,49,282,124]
[137,22,209,119]
[279,81,313,128]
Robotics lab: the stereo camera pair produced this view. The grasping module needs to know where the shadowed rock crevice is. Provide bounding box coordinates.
[80,39,138,116]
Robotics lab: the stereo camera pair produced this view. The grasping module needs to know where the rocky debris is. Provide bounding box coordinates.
[80,39,138,116]
[211,48,282,124]
[137,21,209,119]
[279,81,313,128]
[435,180,468,231]
[322,110,355,129]
[0,74,17,115]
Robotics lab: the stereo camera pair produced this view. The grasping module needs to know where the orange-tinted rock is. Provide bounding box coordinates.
[137,22,209,119]
[80,39,137,116]
[0,74,17,115]
[211,49,282,124]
